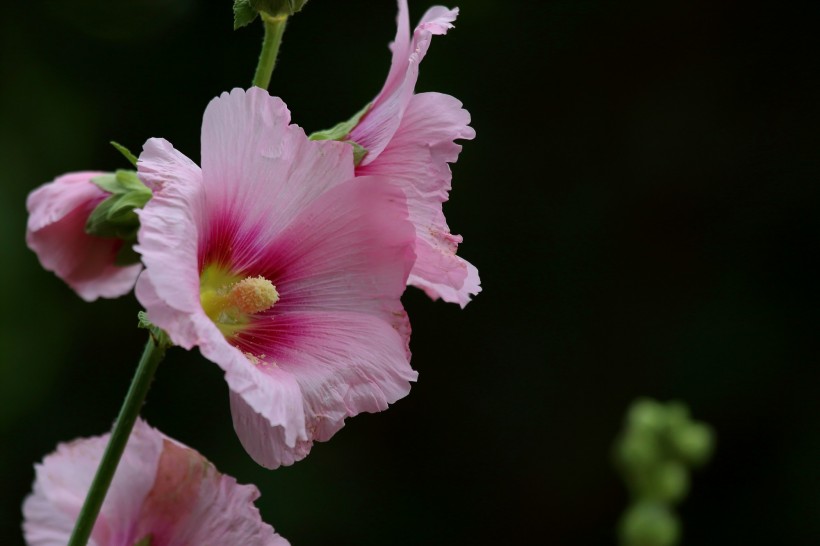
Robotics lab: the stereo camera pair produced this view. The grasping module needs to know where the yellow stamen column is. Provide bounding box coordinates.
[229,276,279,314]
[200,273,279,337]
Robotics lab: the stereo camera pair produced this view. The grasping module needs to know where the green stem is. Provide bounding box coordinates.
[67,330,169,546]
[252,13,288,89]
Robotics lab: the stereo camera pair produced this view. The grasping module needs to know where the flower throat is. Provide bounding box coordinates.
[199,265,278,337]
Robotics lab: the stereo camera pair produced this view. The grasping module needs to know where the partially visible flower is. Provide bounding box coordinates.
[336,0,479,307]
[22,419,288,546]
[136,87,417,469]
[26,172,142,301]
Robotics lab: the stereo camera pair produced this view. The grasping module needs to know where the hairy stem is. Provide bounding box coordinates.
[252,13,288,89]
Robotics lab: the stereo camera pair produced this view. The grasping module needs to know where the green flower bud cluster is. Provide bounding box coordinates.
[613,398,715,546]
[85,169,152,266]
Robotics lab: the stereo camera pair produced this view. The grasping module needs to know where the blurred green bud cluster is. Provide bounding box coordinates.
[614,398,715,546]
[234,0,308,29]
[620,502,680,546]
[85,170,152,265]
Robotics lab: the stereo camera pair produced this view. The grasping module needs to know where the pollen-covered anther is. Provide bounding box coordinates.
[228,276,279,314]
[244,352,267,366]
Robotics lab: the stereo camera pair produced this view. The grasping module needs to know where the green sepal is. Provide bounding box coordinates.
[137,311,153,330]
[309,102,371,166]
[133,535,153,546]
[85,197,132,238]
[233,0,258,29]
[85,192,150,237]
[110,141,138,167]
[234,0,307,29]
[108,190,151,220]
[254,0,308,17]
[90,170,150,196]
[86,170,151,240]
[88,173,120,194]
[350,141,368,165]
[309,102,370,142]
[137,312,172,349]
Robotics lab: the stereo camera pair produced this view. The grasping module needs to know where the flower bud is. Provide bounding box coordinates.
[670,422,715,467]
[619,502,680,546]
[25,171,144,300]
[616,430,661,470]
[646,462,689,504]
[627,398,667,434]
[663,401,690,431]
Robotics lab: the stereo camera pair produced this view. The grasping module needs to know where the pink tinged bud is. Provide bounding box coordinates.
[25,171,142,301]
[22,419,289,546]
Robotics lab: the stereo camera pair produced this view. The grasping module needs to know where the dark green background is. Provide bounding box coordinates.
[1,1,818,544]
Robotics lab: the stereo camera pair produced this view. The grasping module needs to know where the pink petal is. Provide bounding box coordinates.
[210,344,309,451]
[349,1,460,165]
[23,420,164,546]
[134,270,209,352]
[136,88,417,469]
[135,439,289,546]
[358,92,480,307]
[25,172,142,301]
[22,420,288,546]
[230,310,416,469]
[246,176,415,321]
[135,138,207,350]
[230,391,314,469]
[136,136,201,193]
[214,177,417,468]
[199,88,354,241]
[409,260,481,306]
[380,0,411,102]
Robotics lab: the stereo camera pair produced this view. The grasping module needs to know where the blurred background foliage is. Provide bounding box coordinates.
[1,0,818,544]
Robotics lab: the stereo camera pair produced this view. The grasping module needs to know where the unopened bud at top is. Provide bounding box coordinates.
[233,0,308,29]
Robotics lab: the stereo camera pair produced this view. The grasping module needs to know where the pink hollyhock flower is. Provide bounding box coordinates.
[347,0,480,307]
[135,87,417,469]
[25,172,142,301]
[22,419,288,546]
